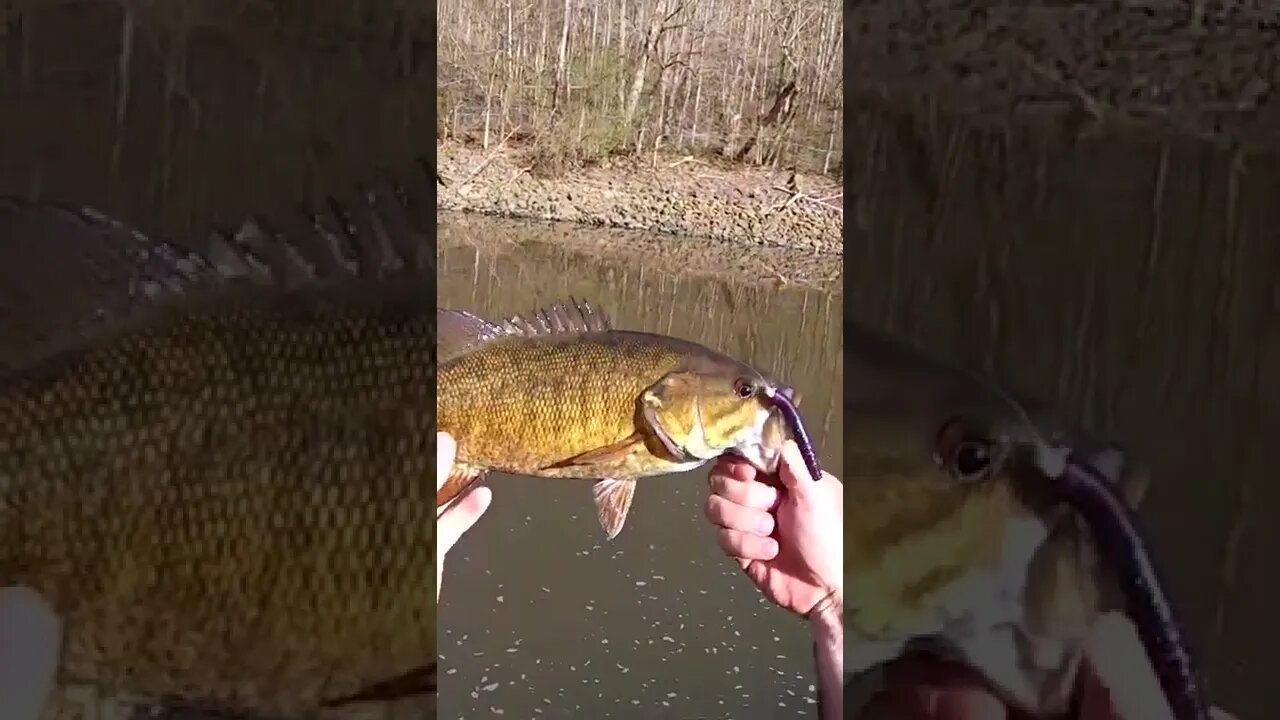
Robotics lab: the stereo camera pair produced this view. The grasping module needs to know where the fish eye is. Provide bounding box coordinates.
[733,378,755,399]
[935,416,998,483]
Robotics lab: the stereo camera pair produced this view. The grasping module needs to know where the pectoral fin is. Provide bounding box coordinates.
[592,477,637,540]
[544,433,645,469]
[321,663,436,707]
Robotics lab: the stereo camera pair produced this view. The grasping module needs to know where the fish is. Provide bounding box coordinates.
[436,299,804,539]
[842,322,1209,720]
[0,173,440,718]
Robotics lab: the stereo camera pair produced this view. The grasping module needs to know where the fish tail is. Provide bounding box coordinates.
[321,664,436,707]
[436,465,489,513]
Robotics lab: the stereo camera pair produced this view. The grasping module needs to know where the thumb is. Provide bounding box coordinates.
[1083,612,1174,720]
[437,432,457,492]
[438,486,493,557]
[778,440,816,492]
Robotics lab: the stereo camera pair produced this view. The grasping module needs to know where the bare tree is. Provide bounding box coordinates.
[437,0,842,174]
[551,0,571,112]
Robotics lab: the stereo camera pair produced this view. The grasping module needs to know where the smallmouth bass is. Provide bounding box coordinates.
[436,299,804,539]
[843,322,1208,719]
[0,280,438,717]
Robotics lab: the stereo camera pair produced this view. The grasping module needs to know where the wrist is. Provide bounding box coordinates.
[807,589,843,644]
[807,589,844,720]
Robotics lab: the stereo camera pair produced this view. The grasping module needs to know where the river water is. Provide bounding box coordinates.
[436,213,844,719]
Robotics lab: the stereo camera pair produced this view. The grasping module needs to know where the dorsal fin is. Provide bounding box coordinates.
[437,308,509,363]
[501,298,613,337]
[0,163,435,373]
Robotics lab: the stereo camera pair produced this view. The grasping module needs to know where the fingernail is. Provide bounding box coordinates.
[762,538,779,557]
[756,514,774,535]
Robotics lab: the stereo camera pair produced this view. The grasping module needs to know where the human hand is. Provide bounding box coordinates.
[859,612,1240,720]
[704,440,843,618]
[436,432,492,602]
[0,587,60,720]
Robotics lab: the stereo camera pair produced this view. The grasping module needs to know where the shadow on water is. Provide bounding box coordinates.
[437,213,843,719]
[848,108,1278,719]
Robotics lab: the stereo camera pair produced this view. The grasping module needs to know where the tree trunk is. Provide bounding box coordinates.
[621,10,657,131]
[552,0,572,112]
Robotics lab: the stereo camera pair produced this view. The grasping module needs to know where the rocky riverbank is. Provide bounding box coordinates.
[435,143,843,257]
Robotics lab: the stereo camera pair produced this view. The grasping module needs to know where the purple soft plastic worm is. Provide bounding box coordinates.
[766,388,822,481]
[1059,456,1210,720]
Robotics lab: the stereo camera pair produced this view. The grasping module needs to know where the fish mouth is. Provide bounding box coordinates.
[1043,453,1208,720]
[1012,429,1208,720]
[727,384,808,475]
[764,384,823,480]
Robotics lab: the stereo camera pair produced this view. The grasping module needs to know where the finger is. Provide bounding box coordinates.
[859,686,926,720]
[437,486,493,558]
[436,432,457,493]
[707,472,780,511]
[777,441,816,490]
[873,654,1013,720]
[861,686,1006,720]
[929,689,1008,720]
[705,494,775,535]
[0,587,60,720]
[711,454,759,483]
[870,659,1077,720]
[1076,672,1124,720]
[1082,612,1174,720]
[716,528,778,562]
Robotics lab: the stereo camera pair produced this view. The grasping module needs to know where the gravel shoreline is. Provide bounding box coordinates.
[435,143,843,257]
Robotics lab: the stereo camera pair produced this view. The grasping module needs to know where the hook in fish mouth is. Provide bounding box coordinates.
[764,385,822,482]
[1051,454,1209,720]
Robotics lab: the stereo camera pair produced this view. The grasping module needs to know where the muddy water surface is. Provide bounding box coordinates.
[436,213,844,719]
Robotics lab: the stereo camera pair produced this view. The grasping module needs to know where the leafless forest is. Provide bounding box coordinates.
[437,0,842,176]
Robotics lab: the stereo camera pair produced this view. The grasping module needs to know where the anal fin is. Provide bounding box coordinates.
[592,477,637,540]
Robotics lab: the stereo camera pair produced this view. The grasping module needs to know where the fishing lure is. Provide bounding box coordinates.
[1058,455,1209,720]
[766,387,822,482]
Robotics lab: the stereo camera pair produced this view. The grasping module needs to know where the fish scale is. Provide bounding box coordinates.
[449,338,688,471]
[0,169,439,719]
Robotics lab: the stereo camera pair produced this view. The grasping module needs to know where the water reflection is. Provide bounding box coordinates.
[437,213,843,718]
